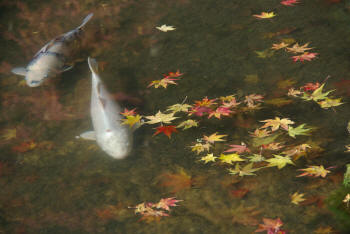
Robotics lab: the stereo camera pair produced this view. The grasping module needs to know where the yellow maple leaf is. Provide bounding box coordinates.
[219,153,245,164]
[253,12,276,19]
[203,132,227,144]
[190,142,211,154]
[121,114,142,128]
[265,154,294,169]
[200,153,217,164]
[290,192,306,205]
[166,103,192,113]
[318,97,343,109]
[176,119,198,130]
[145,111,178,124]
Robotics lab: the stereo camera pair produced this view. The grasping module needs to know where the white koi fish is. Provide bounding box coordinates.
[78,57,134,159]
[11,13,93,87]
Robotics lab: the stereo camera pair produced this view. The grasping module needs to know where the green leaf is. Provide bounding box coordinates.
[265,154,294,169]
[287,124,311,138]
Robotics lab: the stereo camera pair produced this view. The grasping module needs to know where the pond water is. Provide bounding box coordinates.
[0,0,350,233]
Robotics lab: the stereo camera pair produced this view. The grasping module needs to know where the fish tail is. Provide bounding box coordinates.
[88,57,99,75]
[77,13,93,29]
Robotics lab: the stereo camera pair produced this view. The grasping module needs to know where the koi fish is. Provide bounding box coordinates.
[78,57,135,159]
[11,13,93,87]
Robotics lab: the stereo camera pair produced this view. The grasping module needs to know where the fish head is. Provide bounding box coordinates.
[25,70,48,87]
[99,130,133,159]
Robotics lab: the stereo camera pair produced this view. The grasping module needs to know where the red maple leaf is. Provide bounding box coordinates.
[302,82,320,91]
[153,125,178,138]
[188,106,211,116]
[163,70,183,79]
[281,0,299,6]
[224,143,251,153]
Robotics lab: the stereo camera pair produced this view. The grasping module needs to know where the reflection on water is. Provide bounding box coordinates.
[0,0,350,233]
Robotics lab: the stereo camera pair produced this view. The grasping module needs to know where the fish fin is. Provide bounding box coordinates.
[77,13,93,29]
[11,67,27,76]
[88,57,99,75]
[61,65,74,72]
[78,131,96,140]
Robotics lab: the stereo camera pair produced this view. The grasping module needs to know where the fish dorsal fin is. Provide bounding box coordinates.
[88,57,99,75]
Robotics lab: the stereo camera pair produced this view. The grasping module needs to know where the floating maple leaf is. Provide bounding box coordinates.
[250,128,271,138]
[121,114,142,128]
[291,192,306,205]
[203,132,227,144]
[265,154,294,169]
[145,111,178,124]
[188,106,211,117]
[244,94,264,108]
[302,82,320,91]
[287,88,302,97]
[200,153,217,164]
[271,42,290,50]
[301,83,334,102]
[194,97,217,107]
[156,24,176,32]
[154,197,182,211]
[281,0,300,6]
[282,144,311,157]
[260,117,294,131]
[262,142,284,151]
[190,142,211,154]
[219,153,245,164]
[292,52,318,62]
[287,124,311,138]
[153,125,178,138]
[286,42,313,54]
[176,119,198,130]
[120,108,137,116]
[163,70,183,78]
[224,143,251,154]
[166,103,192,113]
[297,165,331,178]
[318,97,343,109]
[208,107,233,119]
[253,12,276,19]
[228,163,261,176]
[148,77,179,89]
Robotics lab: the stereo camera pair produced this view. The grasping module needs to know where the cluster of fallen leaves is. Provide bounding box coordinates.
[148,70,183,89]
[129,197,182,221]
[272,41,318,62]
[288,81,344,109]
[121,87,265,138]
[190,117,318,175]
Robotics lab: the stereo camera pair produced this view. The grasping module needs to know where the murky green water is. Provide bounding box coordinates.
[0,0,350,233]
